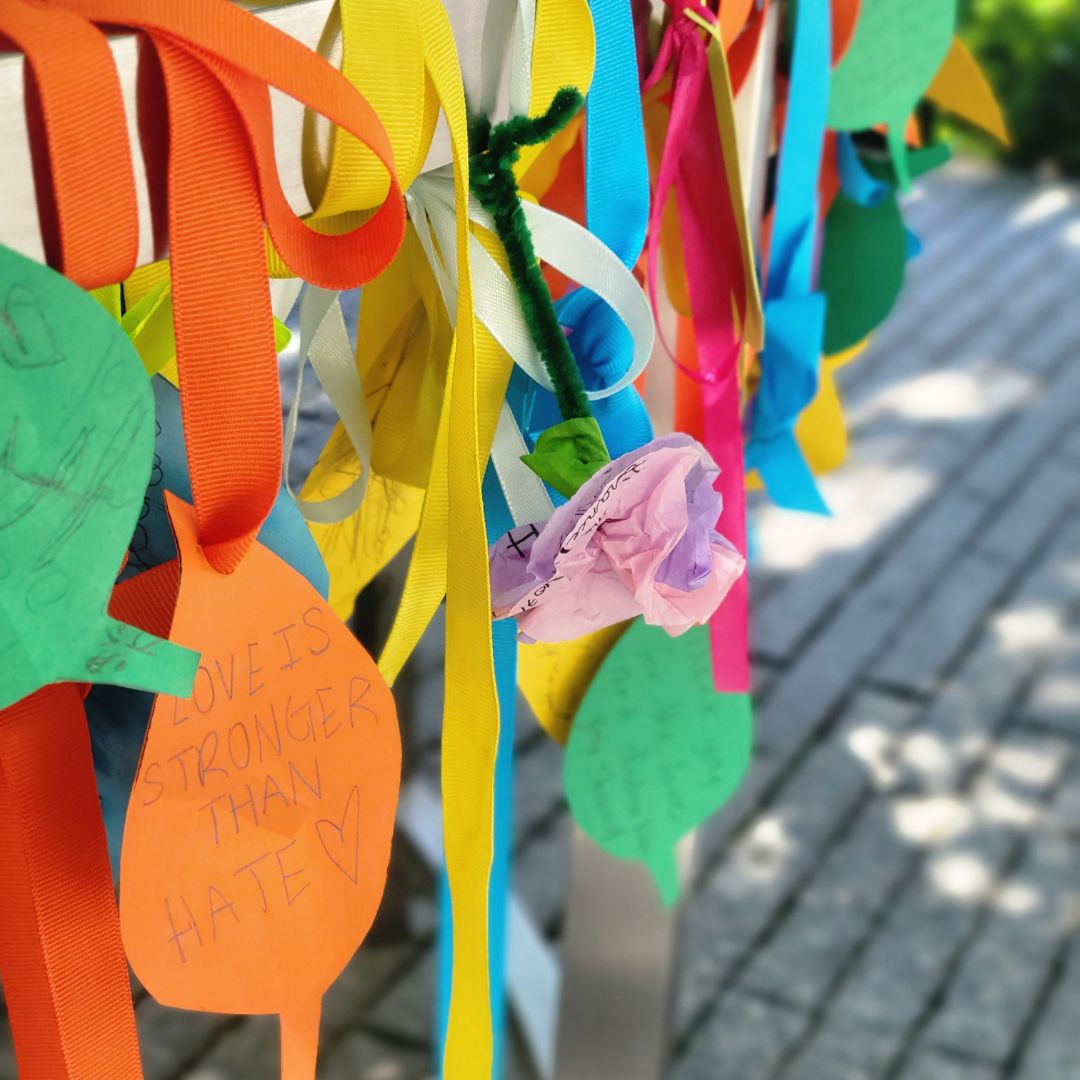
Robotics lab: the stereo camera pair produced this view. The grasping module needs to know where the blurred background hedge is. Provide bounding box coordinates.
[955,0,1080,176]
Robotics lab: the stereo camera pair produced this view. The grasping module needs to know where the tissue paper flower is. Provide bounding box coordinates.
[490,434,746,642]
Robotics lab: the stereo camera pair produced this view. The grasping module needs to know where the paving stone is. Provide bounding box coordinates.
[514,809,572,934]
[320,942,423,1051]
[741,607,1074,1015]
[365,950,435,1046]
[760,357,1080,760]
[755,271,1080,665]
[669,992,809,1080]
[852,172,1049,378]
[739,802,911,1009]
[897,1048,1001,1080]
[916,189,1080,355]
[134,998,232,1080]
[178,1017,278,1080]
[0,1017,17,1080]
[923,821,1079,1062]
[889,519,1080,793]
[776,1015,905,1080]
[319,1029,432,1080]
[871,454,1080,693]
[1021,627,1080,737]
[512,736,567,847]
[828,732,1067,1036]
[672,692,914,1035]
[1045,756,1080,837]
[1015,941,1080,1080]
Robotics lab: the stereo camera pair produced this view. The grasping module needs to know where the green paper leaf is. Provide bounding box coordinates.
[0,245,199,708]
[828,0,957,189]
[521,416,611,499]
[861,142,953,185]
[820,191,909,354]
[564,620,753,905]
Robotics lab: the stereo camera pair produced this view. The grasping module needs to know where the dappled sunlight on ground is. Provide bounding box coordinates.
[670,164,1080,1080]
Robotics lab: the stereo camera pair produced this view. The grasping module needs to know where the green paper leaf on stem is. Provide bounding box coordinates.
[0,245,199,708]
[521,416,611,498]
[821,190,909,354]
[564,620,753,905]
[828,0,957,189]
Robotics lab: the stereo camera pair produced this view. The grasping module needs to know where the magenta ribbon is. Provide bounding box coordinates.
[644,3,751,693]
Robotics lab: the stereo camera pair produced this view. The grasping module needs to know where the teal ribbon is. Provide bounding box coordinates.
[746,0,831,515]
[518,0,654,471]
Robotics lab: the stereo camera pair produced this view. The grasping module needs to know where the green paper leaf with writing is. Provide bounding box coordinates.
[564,620,753,905]
[0,245,199,708]
[821,191,908,354]
[828,0,957,189]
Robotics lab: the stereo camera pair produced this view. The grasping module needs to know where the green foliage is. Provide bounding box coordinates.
[957,0,1080,175]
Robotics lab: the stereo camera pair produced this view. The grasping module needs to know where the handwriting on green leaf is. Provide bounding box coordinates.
[828,0,957,189]
[0,245,198,709]
[564,620,753,905]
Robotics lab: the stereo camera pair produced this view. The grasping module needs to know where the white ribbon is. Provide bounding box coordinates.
[492,401,556,525]
[281,284,373,524]
[406,168,653,530]
[407,169,655,404]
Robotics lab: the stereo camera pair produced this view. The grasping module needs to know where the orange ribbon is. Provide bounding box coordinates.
[0,2,404,1074]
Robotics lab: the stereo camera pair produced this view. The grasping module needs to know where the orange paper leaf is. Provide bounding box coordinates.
[120,494,401,1077]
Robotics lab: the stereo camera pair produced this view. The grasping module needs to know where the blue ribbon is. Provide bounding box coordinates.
[836,131,888,208]
[515,0,654,471]
[745,0,831,515]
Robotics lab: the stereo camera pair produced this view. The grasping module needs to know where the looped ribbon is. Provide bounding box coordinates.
[406,168,654,437]
[0,2,402,1076]
[56,0,403,574]
[744,0,832,515]
[282,284,373,524]
[643,0,762,691]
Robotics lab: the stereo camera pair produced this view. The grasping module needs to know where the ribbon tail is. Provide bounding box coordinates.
[749,430,830,515]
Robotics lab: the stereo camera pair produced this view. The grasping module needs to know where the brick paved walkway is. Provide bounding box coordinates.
[1,161,1077,1080]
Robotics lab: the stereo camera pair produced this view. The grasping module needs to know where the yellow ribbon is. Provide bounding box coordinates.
[299,2,592,1071]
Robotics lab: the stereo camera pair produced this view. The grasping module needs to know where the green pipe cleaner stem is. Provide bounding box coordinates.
[469,87,592,423]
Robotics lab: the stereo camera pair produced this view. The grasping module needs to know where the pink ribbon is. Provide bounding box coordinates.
[645,4,751,692]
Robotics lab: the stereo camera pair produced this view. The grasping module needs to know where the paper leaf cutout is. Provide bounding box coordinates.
[926,36,1010,145]
[820,191,908,354]
[564,620,752,905]
[90,374,331,876]
[828,0,957,188]
[120,495,401,1071]
[0,245,198,709]
[517,622,629,745]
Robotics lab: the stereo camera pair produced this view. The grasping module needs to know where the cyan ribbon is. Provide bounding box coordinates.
[745,0,831,515]
[437,467,517,1078]
[837,132,924,256]
[837,131,889,207]
[515,0,654,470]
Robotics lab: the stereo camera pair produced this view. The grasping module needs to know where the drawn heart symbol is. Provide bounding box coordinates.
[315,785,361,885]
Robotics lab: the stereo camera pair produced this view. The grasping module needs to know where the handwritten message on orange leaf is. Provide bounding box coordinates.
[120,494,401,1077]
